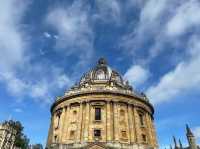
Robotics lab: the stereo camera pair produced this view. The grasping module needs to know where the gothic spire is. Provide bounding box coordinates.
[173,136,177,148]
[186,124,194,136]
[179,139,183,149]
[170,144,173,149]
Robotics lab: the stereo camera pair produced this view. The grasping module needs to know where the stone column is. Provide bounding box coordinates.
[84,102,90,141]
[113,102,119,141]
[128,104,135,143]
[133,106,140,143]
[145,113,152,145]
[106,101,112,141]
[58,108,64,142]
[63,105,70,142]
[77,102,83,142]
[61,107,67,142]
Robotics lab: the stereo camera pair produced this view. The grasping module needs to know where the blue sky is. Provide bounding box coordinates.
[0,0,200,148]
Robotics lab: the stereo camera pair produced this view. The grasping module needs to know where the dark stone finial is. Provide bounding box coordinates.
[98,57,107,65]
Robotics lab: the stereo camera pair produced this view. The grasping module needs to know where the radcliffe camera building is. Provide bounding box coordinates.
[46,58,158,149]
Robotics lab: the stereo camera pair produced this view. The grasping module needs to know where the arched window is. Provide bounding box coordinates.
[95,107,101,120]
[55,112,61,129]
[121,130,127,138]
[142,134,147,142]
[71,110,78,123]
[70,130,75,140]
[73,110,77,115]
[95,69,106,80]
[54,135,58,142]
[120,109,125,116]
[139,113,145,126]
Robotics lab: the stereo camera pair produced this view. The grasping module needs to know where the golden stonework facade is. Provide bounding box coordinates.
[46,58,158,149]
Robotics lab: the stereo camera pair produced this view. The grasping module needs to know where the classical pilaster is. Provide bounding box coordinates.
[145,113,153,145]
[63,105,70,142]
[106,101,112,141]
[133,107,140,143]
[128,104,135,143]
[113,102,119,141]
[60,107,67,142]
[84,102,90,141]
[58,108,64,142]
[77,102,83,142]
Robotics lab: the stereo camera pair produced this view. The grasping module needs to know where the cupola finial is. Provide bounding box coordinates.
[98,57,107,65]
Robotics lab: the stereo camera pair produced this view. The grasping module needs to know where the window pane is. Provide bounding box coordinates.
[139,114,144,126]
[94,129,101,137]
[142,134,146,142]
[95,108,101,120]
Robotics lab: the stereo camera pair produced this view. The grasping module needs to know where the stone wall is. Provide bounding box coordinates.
[46,93,158,149]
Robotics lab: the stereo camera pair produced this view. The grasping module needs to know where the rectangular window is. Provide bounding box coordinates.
[94,129,101,137]
[54,135,57,142]
[95,108,101,120]
[142,134,147,142]
[70,130,75,139]
[139,114,144,126]
[121,131,127,138]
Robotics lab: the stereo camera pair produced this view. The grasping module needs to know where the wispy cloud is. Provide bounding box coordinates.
[120,0,200,63]
[46,0,94,65]
[166,0,200,37]
[147,36,200,104]
[43,32,51,38]
[94,0,121,24]
[193,126,200,139]
[0,0,73,104]
[120,0,200,105]
[124,65,150,88]
[14,108,23,113]
[0,0,28,71]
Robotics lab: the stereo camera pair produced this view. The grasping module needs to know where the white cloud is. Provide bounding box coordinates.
[43,32,51,38]
[0,0,28,72]
[94,0,121,24]
[56,74,71,89]
[0,0,29,97]
[120,0,200,105]
[46,0,94,61]
[0,0,74,104]
[193,126,200,139]
[146,36,200,105]
[30,82,49,99]
[124,65,150,87]
[166,0,200,37]
[120,0,200,63]
[14,108,23,113]
[0,72,27,96]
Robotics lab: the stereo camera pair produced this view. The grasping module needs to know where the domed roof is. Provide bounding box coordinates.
[68,58,132,91]
[78,58,131,89]
[66,58,149,102]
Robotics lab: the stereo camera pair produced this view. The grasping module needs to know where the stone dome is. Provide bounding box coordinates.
[70,58,133,92]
